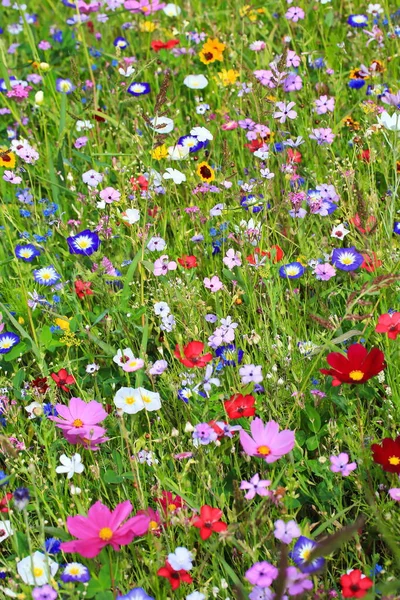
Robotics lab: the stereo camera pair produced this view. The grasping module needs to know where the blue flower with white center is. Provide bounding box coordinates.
[279,262,305,279]
[14,244,41,262]
[290,536,325,573]
[117,588,155,600]
[394,222,400,235]
[60,563,91,583]
[347,14,368,27]
[127,82,151,96]
[33,265,61,286]
[114,36,129,49]
[0,332,20,354]
[56,78,76,94]
[178,135,205,153]
[331,247,363,271]
[67,229,100,256]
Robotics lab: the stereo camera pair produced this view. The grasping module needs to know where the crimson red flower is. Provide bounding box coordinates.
[375,312,400,340]
[30,377,49,395]
[349,213,377,235]
[246,245,284,266]
[0,493,13,513]
[287,148,302,163]
[193,505,228,540]
[340,569,373,598]
[224,394,256,419]
[74,280,93,299]
[371,437,400,474]
[157,561,193,590]
[130,175,148,191]
[155,491,185,516]
[320,343,385,386]
[244,139,264,153]
[50,368,76,393]
[174,341,213,368]
[178,255,198,269]
[359,149,370,162]
[151,39,180,52]
[360,252,382,272]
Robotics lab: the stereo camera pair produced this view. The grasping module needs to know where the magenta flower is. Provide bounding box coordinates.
[285,6,305,21]
[49,397,107,439]
[124,0,165,13]
[389,488,400,501]
[329,453,357,477]
[203,275,223,292]
[60,500,150,558]
[239,418,295,463]
[153,255,177,276]
[309,128,335,145]
[240,474,271,499]
[245,561,278,588]
[273,519,301,544]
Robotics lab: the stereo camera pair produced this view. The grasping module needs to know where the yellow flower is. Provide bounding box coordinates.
[18,317,25,325]
[196,161,215,182]
[151,144,168,160]
[0,148,16,169]
[55,317,71,331]
[203,38,226,54]
[239,5,251,17]
[218,69,240,86]
[199,49,223,64]
[139,20,156,32]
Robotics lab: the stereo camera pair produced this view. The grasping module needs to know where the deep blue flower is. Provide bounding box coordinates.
[0,332,20,354]
[13,487,30,510]
[60,563,91,583]
[127,82,151,96]
[332,247,363,271]
[15,244,41,262]
[347,14,368,27]
[279,262,305,279]
[19,209,31,218]
[215,344,244,366]
[0,470,8,486]
[117,588,155,600]
[43,403,58,417]
[178,135,205,153]
[290,536,325,573]
[348,79,365,89]
[67,229,100,256]
[394,222,400,235]
[45,537,62,554]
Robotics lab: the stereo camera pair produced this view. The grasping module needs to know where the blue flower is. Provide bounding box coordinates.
[394,221,400,235]
[67,229,100,256]
[347,14,368,27]
[215,344,244,366]
[60,563,91,583]
[127,82,151,96]
[43,403,58,417]
[56,78,76,93]
[13,487,30,510]
[117,588,155,600]
[45,537,61,554]
[14,244,41,262]
[19,209,31,218]
[331,247,363,271]
[348,79,365,89]
[178,135,205,153]
[290,536,325,573]
[0,470,8,486]
[279,262,305,279]
[33,265,61,286]
[114,36,129,49]
[0,332,20,354]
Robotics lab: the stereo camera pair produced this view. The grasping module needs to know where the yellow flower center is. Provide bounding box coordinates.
[69,566,80,575]
[349,370,364,381]
[99,527,113,541]
[142,395,151,403]
[73,418,84,427]
[149,520,158,530]
[168,503,177,511]
[125,396,135,405]
[33,567,44,577]
[42,273,51,280]
[257,445,271,456]
[388,456,400,466]
[301,549,311,560]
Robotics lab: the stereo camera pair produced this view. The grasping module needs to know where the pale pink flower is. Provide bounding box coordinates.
[223,249,242,270]
[273,101,297,124]
[153,255,177,276]
[203,275,223,292]
[285,6,305,21]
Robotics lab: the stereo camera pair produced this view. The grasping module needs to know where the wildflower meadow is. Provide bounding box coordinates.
[1,0,400,599]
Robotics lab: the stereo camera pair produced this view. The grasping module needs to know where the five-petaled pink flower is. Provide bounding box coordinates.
[285,6,305,22]
[239,417,295,463]
[203,275,223,292]
[273,101,297,124]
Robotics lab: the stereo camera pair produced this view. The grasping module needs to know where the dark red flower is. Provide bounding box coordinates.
[151,39,180,52]
[359,149,370,162]
[360,252,382,272]
[224,394,255,419]
[50,369,76,393]
[340,569,373,598]
[74,280,93,299]
[157,561,193,590]
[193,505,228,540]
[155,491,185,516]
[371,437,400,474]
[375,312,400,340]
[30,377,49,395]
[93,112,106,122]
[320,343,385,386]
[174,341,213,368]
[148,206,160,218]
[0,493,13,513]
[178,255,198,269]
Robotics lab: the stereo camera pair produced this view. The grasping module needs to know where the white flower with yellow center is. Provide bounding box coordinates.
[113,386,161,414]
[17,551,59,586]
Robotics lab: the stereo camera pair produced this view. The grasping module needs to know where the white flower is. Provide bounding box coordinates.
[118,65,135,77]
[253,146,269,160]
[147,236,167,251]
[86,363,99,373]
[168,547,194,571]
[82,169,104,187]
[114,387,161,414]
[367,3,383,14]
[163,2,181,16]
[25,401,43,419]
[56,453,84,479]
[17,551,59,586]
[190,126,213,142]
[137,450,159,465]
[76,120,94,132]
[154,301,170,316]
[168,144,190,160]
[377,111,400,131]
[331,223,350,239]
[186,593,206,600]
[149,116,174,134]
[183,74,208,89]
[121,208,140,225]
[260,168,274,179]
[163,168,186,184]
[113,347,134,366]
[70,485,81,495]
[0,520,13,543]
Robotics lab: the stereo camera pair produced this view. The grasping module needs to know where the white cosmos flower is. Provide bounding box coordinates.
[183,74,208,89]
[17,551,59,586]
[121,208,140,225]
[0,520,13,543]
[190,126,213,142]
[163,3,181,16]
[118,65,135,77]
[163,168,186,184]
[377,111,400,131]
[168,547,194,571]
[56,453,85,479]
[149,116,174,134]
[114,387,161,414]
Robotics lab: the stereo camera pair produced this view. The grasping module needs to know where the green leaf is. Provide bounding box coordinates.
[98,564,112,589]
[304,405,321,433]
[306,435,319,451]
[95,592,114,600]
[43,526,70,541]
[103,469,124,484]
[120,249,143,311]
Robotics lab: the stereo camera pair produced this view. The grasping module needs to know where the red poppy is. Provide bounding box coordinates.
[0,493,13,513]
[340,569,373,598]
[375,312,400,340]
[30,377,49,395]
[151,39,180,52]
[349,213,377,235]
[130,175,149,191]
[50,368,76,393]
[359,149,370,162]
[174,341,213,368]
[74,280,93,299]
[371,437,400,474]
[287,148,302,163]
[193,505,228,540]
[157,561,193,590]
[155,491,185,516]
[246,245,284,266]
[360,252,382,272]
[224,394,256,419]
[177,255,198,269]
[320,343,385,386]
[244,139,264,153]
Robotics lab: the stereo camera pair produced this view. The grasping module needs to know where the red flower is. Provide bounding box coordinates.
[50,369,76,393]
[74,280,93,299]
[360,252,382,272]
[287,148,302,163]
[224,394,256,419]
[244,139,264,153]
[155,491,185,516]
[193,505,228,540]
[371,437,400,474]
[178,255,198,269]
[349,213,377,235]
[174,341,213,368]
[359,149,370,162]
[246,245,284,266]
[340,569,373,598]
[157,561,193,590]
[0,493,13,513]
[30,377,49,395]
[130,175,149,191]
[320,343,385,386]
[375,312,400,340]
[151,39,180,52]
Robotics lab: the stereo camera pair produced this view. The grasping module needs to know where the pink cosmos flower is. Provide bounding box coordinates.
[314,95,335,115]
[309,128,335,145]
[389,488,400,501]
[274,519,301,544]
[329,453,357,477]
[60,500,150,558]
[239,418,295,463]
[203,275,223,292]
[249,41,266,51]
[240,474,271,499]
[124,0,165,13]
[285,6,305,21]
[153,255,177,276]
[314,263,336,281]
[49,397,108,439]
[273,101,297,124]
[99,187,121,204]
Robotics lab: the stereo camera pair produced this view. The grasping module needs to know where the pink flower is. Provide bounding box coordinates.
[99,187,121,204]
[329,453,357,477]
[60,500,150,558]
[153,255,177,276]
[223,249,242,270]
[314,263,336,281]
[74,136,88,149]
[273,101,297,124]
[389,488,400,501]
[38,40,52,50]
[3,170,22,184]
[314,95,335,115]
[49,397,108,439]
[249,41,266,51]
[309,128,335,145]
[285,6,305,21]
[286,50,301,67]
[274,519,301,543]
[203,275,223,292]
[239,417,295,463]
[124,0,165,13]
[240,474,271,499]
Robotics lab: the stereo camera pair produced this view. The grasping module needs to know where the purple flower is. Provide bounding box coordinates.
[290,536,325,573]
[285,6,305,21]
[148,360,168,376]
[314,263,336,281]
[205,313,218,323]
[32,585,58,600]
[285,566,313,595]
[74,136,88,149]
[329,453,357,476]
[249,587,274,600]
[314,95,335,115]
[283,74,302,92]
[67,229,100,256]
[274,519,301,544]
[309,128,335,145]
[192,423,218,446]
[239,364,263,384]
[331,247,363,271]
[245,562,278,588]
[240,474,271,499]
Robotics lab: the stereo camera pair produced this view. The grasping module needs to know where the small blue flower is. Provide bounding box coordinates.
[60,563,91,583]
[56,78,76,94]
[19,209,31,218]
[67,229,100,256]
[13,487,30,510]
[0,470,8,487]
[114,36,129,49]
[348,79,365,89]
[33,265,61,286]
[290,536,325,573]
[394,221,400,235]
[45,537,61,554]
[331,247,363,271]
[117,588,155,600]
[347,14,368,27]
[178,135,205,153]
[0,332,20,354]
[15,244,41,262]
[279,262,305,279]
[127,82,151,96]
